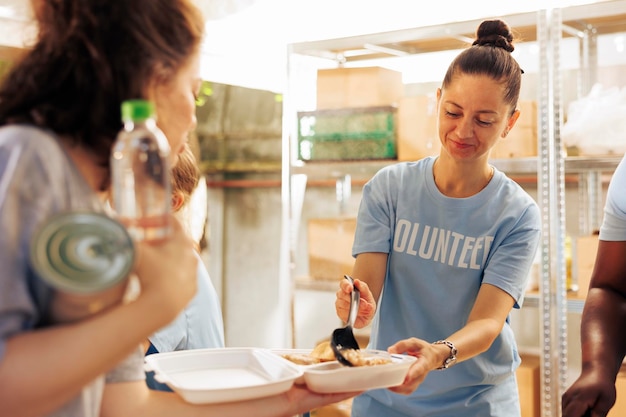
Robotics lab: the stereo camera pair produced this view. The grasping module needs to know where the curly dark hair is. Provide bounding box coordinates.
[0,0,204,177]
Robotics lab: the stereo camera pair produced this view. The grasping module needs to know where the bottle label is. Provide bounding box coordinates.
[117,215,171,241]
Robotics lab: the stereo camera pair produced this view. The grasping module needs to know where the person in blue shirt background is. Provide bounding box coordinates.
[144,144,225,391]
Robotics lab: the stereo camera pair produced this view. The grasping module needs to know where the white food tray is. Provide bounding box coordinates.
[272,348,417,393]
[144,347,303,404]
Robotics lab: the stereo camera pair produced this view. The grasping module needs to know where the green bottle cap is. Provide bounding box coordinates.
[121,99,155,122]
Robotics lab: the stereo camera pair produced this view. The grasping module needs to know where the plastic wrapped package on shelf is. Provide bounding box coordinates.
[298,107,397,162]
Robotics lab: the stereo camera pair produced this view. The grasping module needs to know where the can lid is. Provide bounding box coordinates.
[30,212,135,294]
[121,99,155,122]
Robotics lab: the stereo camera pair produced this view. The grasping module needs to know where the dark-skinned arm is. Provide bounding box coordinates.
[563,239,626,417]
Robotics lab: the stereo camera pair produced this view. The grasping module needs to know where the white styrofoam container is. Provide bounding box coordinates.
[144,348,303,404]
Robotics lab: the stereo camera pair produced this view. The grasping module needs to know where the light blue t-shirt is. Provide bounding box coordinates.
[351,157,541,417]
[145,250,225,390]
[148,252,224,353]
[600,153,626,241]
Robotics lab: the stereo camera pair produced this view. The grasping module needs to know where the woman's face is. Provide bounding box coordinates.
[152,51,202,165]
[436,73,518,162]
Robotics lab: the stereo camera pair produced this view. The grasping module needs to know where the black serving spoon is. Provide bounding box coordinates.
[331,275,361,366]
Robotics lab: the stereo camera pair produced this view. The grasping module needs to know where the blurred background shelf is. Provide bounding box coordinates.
[295,278,588,314]
[290,156,622,182]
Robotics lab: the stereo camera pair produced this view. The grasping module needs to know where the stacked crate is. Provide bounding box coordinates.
[298,66,403,161]
[396,94,441,161]
[298,106,396,161]
[303,67,404,280]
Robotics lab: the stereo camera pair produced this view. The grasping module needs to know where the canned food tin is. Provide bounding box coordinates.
[30,211,135,294]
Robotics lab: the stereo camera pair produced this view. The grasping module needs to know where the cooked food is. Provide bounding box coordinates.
[281,353,321,365]
[281,341,335,365]
[340,349,392,366]
[281,340,392,367]
[310,340,335,362]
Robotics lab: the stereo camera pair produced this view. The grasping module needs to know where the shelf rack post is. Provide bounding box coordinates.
[280,43,298,349]
[537,7,569,417]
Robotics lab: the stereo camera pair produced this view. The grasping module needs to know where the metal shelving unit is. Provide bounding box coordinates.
[289,156,621,179]
[281,2,626,416]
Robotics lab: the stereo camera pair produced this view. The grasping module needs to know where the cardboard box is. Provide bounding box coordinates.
[317,67,404,109]
[515,100,538,129]
[517,353,540,417]
[492,101,538,159]
[575,234,600,298]
[308,218,356,280]
[397,95,440,161]
[491,126,537,159]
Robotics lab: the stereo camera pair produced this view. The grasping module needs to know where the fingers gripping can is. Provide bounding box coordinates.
[30,212,135,294]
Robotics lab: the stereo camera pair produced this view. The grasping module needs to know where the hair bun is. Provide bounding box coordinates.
[472,19,515,53]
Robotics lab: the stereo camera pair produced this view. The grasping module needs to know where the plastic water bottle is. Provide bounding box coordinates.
[111,99,171,241]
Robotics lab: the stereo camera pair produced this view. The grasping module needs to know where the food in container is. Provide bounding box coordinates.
[272,348,416,393]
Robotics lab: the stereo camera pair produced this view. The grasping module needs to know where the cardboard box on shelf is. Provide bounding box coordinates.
[608,367,626,417]
[308,218,357,281]
[491,100,538,159]
[397,95,440,161]
[491,126,537,159]
[517,353,540,417]
[317,67,404,110]
[575,234,600,299]
[515,100,538,129]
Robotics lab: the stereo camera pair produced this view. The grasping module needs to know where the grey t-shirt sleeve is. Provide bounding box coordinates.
[0,128,58,360]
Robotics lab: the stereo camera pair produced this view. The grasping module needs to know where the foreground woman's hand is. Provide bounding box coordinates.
[335,277,376,329]
[282,385,363,417]
[386,338,443,395]
[102,380,362,417]
[133,215,199,322]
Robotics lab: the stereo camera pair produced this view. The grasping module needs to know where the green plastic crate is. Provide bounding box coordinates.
[297,106,396,161]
